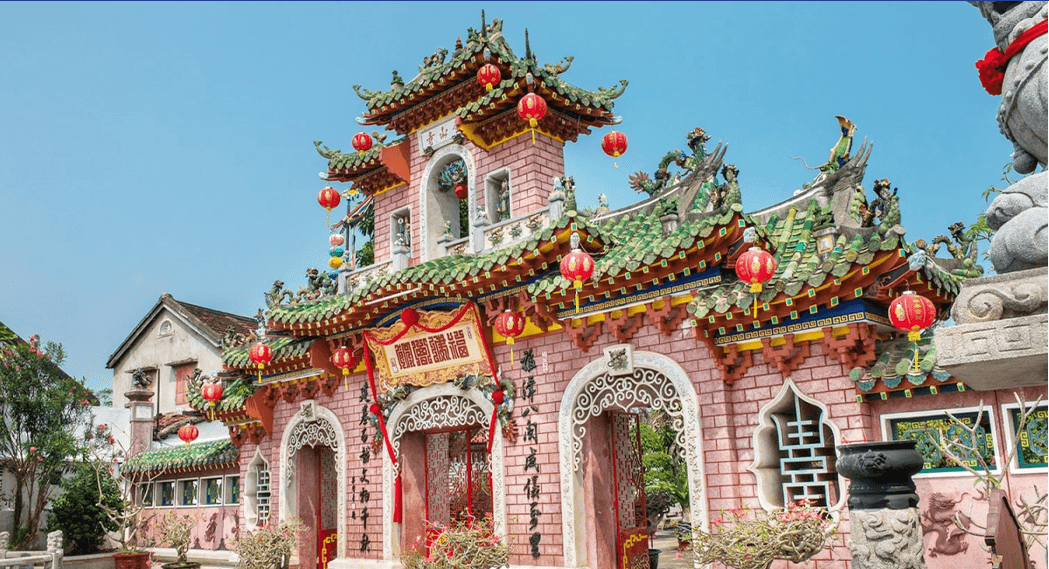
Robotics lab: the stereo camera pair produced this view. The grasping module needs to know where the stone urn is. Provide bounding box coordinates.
[836,440,928,569]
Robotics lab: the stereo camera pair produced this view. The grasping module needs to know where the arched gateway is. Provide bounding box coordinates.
[381,383,507,561]
[558,346,708,567]
[279,401,348,564]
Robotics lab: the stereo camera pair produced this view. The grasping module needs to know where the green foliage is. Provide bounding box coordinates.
[47,461,123,555]
[357,240,374,267]
[640,413,689,515]
[0,334,94,548]
[233,518,305,569]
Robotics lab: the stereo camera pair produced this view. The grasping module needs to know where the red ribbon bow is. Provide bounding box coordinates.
[976,20,1047,95]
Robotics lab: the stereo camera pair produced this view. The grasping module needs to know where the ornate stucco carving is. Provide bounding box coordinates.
[557,348,707,567]
[381,383,504,561]
[848,508,928,569]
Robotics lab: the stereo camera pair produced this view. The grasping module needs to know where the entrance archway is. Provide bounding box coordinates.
[279,401,348,563]
[557,346,708,567]
[381,383,506,561]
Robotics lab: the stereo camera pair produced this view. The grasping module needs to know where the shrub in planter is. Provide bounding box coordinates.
[233,518,305,569]
[156,513,198,568]
[47,461,123,555]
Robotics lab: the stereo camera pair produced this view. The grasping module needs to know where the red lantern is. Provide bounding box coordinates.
[454,183,468,200]
[494,310,526,364]
[735,246,777,320]
[331,346,358,390]
[317,186,341,212]
[560,243,595,314]
[248,341,272,382]
[517,93,547,145]
[352,132,373,153]
[201,383,223,420]
[889,291,936,374]
[477,63,501,92]
[177,424,198,445]
[601,131,628,158]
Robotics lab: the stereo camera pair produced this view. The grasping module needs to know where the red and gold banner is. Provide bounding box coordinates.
[364,303,495,392]
[319,529,337,569]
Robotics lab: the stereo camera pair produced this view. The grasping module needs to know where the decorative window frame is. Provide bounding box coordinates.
[880,406,1003,478]
[381,382,505,562]
[224,475,240,505]
[158,320,174,338]
[244,448,270,529]
[747,380,844,512]
[139,482,154,508]
[157,480,176,508]
[418,144,477,262]
[999,400,1047,473]
[176,478,199,508]
[202,476,223,506]
[278,400,348,559]
[557,347,707,568]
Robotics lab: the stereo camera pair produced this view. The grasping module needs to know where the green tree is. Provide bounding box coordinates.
[640,411,690,522]
[355,201,374,267]
[0,331,93,548]
[47,460,123,554]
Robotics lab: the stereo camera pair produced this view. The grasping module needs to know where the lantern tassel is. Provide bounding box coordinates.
[909,330,922,374]
[343,369,349,391]
[750,283,763,320]
[574,280,583,313]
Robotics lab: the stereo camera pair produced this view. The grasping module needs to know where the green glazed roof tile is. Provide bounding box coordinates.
[122,439,238,475]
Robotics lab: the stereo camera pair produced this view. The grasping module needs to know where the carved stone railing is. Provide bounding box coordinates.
[338,260,394,296]
[481,207,552,252]
[0,531,64,569]
[440,236,470,257]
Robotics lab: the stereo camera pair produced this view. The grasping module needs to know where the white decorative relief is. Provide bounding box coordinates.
[557,348,707,567]
[381,383,505,562]
[278,402,347,559]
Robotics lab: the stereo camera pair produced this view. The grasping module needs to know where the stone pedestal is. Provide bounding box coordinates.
[933,267,1047,390]
[125,387,155,457]
[837,441,928,569]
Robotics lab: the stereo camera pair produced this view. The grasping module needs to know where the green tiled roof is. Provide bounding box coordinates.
[187,378,256,413]
[848,332,953,392]
[223,336,312,368]
[358,21,623,121]
[122,439,238,474]
[322,137,407,173]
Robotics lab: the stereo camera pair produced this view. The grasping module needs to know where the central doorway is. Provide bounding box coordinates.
[610,411,649,569]
[424,426,492,550]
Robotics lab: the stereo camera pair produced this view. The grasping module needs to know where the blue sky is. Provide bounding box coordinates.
[0,2,1013,394]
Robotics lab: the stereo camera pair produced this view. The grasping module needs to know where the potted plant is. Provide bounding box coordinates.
[690,501,838,569]
[155,513,199,569]
[233,518,305,569]
[400,516,512,569]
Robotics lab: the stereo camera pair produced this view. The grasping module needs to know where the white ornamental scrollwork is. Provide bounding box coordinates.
[558,348,707,568]
[288,416,341,463]
[391,395,488,459]
[569,368,686,472]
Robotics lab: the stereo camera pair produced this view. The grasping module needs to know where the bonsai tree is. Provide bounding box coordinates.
[155,513,197,568]
[84,423,159,554]
[47,460,123,555]
[233,518,305,569]
[400,516,512,569]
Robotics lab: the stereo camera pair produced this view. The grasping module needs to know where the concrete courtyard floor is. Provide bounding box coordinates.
[649,527,695,569]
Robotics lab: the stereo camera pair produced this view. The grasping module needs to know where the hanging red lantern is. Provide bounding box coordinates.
[560,238,595,314]
[317,187,341,212]
[477,63,501,91]
[177,424,199,445]
[735,246,777,320]
[331,346,358,389]
[517,92,547,145]
[494,309,526,364]
[454,183,468,200]
[352,132,373,153]
[601,131,628,158]
[889,291,937,374]
[201,383,223,421]
[248,341,272,382]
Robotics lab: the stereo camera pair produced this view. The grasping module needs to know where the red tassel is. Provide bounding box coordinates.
[393,475,403,523]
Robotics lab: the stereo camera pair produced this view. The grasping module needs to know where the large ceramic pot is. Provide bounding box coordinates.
[835,440,924,511]
[648,548,660,569]
[114,552,152,569]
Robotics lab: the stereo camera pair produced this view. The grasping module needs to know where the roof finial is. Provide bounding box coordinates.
[481,10,487,39]
[524,28,531,61]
